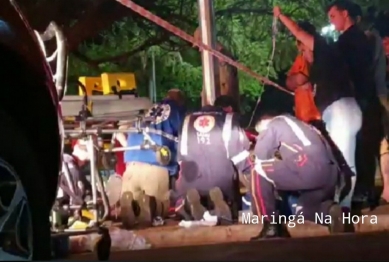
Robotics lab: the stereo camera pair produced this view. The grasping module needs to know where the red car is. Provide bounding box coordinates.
[0,0,62,260]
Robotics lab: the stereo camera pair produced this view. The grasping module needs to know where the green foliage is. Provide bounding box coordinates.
[67,0,387,113]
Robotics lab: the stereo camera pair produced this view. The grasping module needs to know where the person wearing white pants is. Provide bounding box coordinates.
[274,9,360,210]
[322,97,362,208]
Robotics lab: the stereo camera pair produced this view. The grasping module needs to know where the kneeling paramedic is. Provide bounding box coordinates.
[121,89,186,228]
[247,111,343,239]
[172,95,250,221]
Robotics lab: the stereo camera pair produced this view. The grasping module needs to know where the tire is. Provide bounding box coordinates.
[0,112,53,260]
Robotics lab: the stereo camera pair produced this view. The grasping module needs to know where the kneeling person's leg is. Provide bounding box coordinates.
[121,163,141,199]
[250,164,291,239]
[120,163,141,229]
[142,165,170,217]
[250,167,277,219]
[106,174,123,207]
[380,138,389,201]
[262,160,338,213]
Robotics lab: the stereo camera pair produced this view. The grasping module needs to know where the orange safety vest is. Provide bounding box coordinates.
[288,55,321,123]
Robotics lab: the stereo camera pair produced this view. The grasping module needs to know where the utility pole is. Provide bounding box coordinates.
[198,0,219,106]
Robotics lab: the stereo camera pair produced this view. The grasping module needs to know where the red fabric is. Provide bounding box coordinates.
[245,130,257,143]
[294,86,321,123]
[70,136,126,176]
[71,139,78,148]
[114,139,126,176]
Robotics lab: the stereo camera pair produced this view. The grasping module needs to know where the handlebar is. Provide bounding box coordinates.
[35,22,68,101]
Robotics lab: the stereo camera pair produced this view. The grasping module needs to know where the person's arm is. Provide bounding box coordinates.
[286,73,309,90]
[169,103,186,137]
[229,114,250,154]
[232,123,278,173]
[254,126,277,160]
[227,114,252,173]
[371,33,389,105]
[170,107,186,164]
[177,114,191,161]
[274,6,313,51]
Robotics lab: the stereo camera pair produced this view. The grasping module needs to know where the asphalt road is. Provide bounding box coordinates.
[72,231,389,261]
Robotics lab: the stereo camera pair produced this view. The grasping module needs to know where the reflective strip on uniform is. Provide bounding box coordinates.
[222,113,233,158]
[254,157,275,185]
[242,196,251,206]
[231,150,250,165]
[180,115,191,156]
[276,116,311,146]
[239,129,245,143]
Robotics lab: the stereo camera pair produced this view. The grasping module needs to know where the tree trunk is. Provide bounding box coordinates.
[201,46,240,109]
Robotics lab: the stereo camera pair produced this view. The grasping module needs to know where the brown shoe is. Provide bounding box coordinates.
[186,189,206,220]
[209,187,232,221]
[120,191,136,229]
[328,204,345,234]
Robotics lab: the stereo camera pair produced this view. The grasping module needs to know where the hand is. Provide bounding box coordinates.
[273,6,282,18]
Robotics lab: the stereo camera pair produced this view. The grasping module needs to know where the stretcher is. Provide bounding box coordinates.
[37,22,180,260]
[33,21,153,259]
[57,83,152,213]
[58,83,181,259]
[53,90,158,259]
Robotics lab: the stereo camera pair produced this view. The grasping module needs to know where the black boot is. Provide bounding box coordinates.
[250,220,290,240]
[328,203,345,234]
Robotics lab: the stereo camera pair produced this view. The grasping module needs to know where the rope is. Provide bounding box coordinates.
[247,13,279,127]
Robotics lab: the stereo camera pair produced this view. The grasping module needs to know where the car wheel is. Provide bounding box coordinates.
[0,112,53,260]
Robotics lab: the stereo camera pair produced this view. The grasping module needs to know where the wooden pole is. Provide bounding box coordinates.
[198,0,219,106]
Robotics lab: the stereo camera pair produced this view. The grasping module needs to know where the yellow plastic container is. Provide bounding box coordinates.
[101,73,136,95]
[78,77,103,96]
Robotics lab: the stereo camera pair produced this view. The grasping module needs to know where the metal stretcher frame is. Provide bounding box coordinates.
[30,20,112,258]
[57,107,152,226]
[55,122,160,234]
[35,14,173,258]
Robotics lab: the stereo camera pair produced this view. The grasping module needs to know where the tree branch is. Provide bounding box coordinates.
[72,34,169,67]
[216,8,271,16]
[65,0,131,52]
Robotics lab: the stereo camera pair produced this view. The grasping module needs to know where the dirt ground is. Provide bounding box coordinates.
[72,231,389,261]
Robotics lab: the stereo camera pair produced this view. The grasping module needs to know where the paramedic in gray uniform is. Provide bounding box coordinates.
[247,110,343,239]
[172,96,249,211]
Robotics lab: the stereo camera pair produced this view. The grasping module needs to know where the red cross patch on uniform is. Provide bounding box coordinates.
[193,115,215,133]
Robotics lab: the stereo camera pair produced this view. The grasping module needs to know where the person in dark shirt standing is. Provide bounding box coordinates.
[375,14,389,202]
[273,7,361,211]
[352,5,389,204]
[327,1,375,104]
[326,0,381,205]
